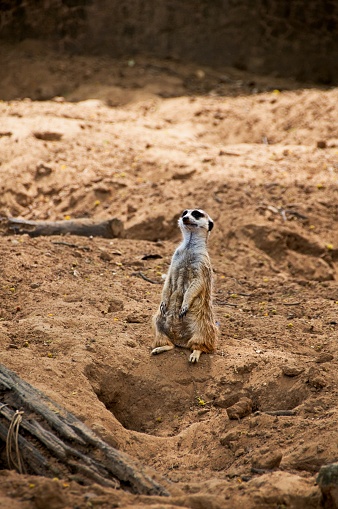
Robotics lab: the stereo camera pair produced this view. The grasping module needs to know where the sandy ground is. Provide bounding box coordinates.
[0,43,338,508]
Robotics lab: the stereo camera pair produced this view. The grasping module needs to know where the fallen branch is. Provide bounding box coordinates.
[254,410,296,417]
[215,301,239,307]
[1,217,124,239]
[132,272,162,285]
[52,241,91,251]
[0,364,169,496]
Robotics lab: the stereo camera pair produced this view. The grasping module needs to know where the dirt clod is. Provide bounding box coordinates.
[226,397,253,420]
[252,450,283,470]
[282,364,304,377]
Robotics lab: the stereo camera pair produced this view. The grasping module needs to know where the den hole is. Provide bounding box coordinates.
[85,364,194,436]
[85,362,310,437]
[249,376,310,413]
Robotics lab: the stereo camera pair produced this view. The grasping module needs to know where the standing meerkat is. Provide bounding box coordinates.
[152,208,217,363]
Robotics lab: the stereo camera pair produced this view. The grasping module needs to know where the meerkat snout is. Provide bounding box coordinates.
[179,209,214,233]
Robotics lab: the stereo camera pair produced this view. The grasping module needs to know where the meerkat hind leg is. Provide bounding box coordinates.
[151,345,175,355]
[189,350,202,363]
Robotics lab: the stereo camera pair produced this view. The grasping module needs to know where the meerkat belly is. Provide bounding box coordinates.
[161,267,200,343]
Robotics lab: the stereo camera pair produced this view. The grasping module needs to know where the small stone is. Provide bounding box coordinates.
[125,339,137,348]
[317,462,338,506]
[252,450,283,470]
[308,366,326,389]
[33,131,63,141]
[52,96,65,103]
[126,313,143,323]
[235,448,245,457]
[108,299,124,312]
[220,430,241,446]
[282,364,304,377]
[317,140,327,149]
[99,250,112,261]
[195,69,205,79]
[226,397,252,420]
[315,353,334,363]
[35,162,52,178]
[172,169,196,180]
[214,390,249,409]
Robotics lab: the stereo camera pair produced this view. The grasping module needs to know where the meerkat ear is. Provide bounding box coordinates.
[208,220,214,231]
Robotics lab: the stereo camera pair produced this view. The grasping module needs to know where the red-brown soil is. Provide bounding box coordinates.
[0,43,338,509]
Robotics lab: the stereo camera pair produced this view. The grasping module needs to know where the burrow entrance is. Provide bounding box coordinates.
[84,361,198,436]
[85,357,311,438]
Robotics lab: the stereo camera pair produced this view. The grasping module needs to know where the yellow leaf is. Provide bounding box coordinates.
[196,397,206,406]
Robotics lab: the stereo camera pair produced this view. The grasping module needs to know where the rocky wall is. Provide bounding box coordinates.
[0,0,337,83]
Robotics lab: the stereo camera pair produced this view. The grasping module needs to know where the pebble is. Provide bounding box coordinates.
[220,430,241,446]
[308,366,326,389]
[317,462,338,506]
[172,169,196,180]
[252,450,283,470]
[33,131,63,141]
[282,364,304,377]
[226,397,253,420]
[315,353,334,363]
[99,250,113,261]
[108,299,124,312]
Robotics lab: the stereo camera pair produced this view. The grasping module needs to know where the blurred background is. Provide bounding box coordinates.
[1,0,338,85]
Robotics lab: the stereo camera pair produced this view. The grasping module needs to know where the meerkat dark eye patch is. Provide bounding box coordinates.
[181,210,188,217]
[208,220,214,231]
[191,210,204,220]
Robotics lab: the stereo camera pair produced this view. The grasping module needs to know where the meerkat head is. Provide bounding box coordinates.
[179,209,214,235]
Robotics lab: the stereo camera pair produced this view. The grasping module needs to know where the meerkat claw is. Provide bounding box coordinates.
[189,350,202,363]
[160,302,167,315]
[179,306,188,319]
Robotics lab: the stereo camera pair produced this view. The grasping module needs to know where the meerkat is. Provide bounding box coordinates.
[151,208,217,363]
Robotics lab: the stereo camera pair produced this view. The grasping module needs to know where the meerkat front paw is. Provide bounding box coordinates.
[160,302,167,315]
[189,350,201,363]
[179,305,188,318]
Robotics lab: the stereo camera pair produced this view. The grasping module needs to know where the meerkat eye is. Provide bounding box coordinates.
[191,210,204,220]
[181,210,188,217]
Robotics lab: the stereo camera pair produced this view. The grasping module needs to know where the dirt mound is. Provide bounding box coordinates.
[0,48,338,508]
